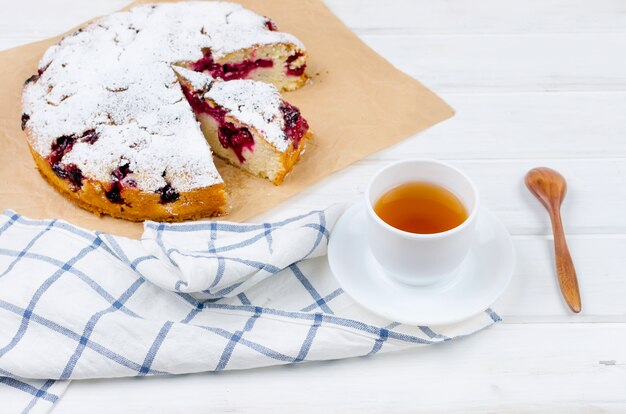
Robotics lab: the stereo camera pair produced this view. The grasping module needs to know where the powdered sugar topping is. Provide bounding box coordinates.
[21,2,305,192]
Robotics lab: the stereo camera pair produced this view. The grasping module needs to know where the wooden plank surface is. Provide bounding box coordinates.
[360,34,626,93]
[326,0,626,34]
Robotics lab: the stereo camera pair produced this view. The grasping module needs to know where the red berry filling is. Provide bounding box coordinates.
[264,19,278,31]
[48,136,76,165]
[191,50,273,81]
[46,130,102,191]
[29,64,50,84]
[105,184,124,204]
[157,184,180,204]
[21,114,30,130]
[285,52,306,77]
[218,125,254,163]
[280,102,309,149]
[112,163,131,181]
[24,74,39,85]
[80,129,99,145]
[106,163,132,204]
[47,136,83,189]
[51,163,83,191]
[182,85,255,163]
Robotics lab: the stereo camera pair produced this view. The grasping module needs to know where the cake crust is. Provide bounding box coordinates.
[28,137,227,222]
[274,131,313,185]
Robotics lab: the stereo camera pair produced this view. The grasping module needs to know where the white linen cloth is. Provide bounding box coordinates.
[0,206,499,414]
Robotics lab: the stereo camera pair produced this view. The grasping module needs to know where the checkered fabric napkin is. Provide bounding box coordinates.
[0,206,500,414]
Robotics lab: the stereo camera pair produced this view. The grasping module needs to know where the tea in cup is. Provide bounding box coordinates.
[365,159,480,285]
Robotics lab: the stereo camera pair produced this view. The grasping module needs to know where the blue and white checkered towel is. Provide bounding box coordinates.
[0,206,499,414]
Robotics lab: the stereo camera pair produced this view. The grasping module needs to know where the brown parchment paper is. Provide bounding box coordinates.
[0,0,454,238]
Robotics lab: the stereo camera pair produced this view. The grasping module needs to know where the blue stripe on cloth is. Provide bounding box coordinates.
[172,300,436,345]
[60,279,145,379]
[174,292,201,307]
[237,293,251,305]
[263,223,274,254]
[367,328,389,356]
[0,367,18,377]
[206,281,244,298]
[48,221,100,245]
[385,322,401,330]
[166,248,282,274]
[0,239,102,359]
[418,326,450,341]
[321,315,432,345]
[174,280,188,291]
[156,224,179,269]
[293,313,323,362]
[207,257,226,290]
[0,369,61,409]
[0,212,19,236]
[229,210,325,228]
[300,288,343,312]
[0,221,54,278]
[3,213,115,258]
[0,248,140,318]
[129,255,156,272]
[0,299,169,376]
[207,221,217,253]
[215,307,262,371]
[100,234,133,264]
[0,377,58,403]
[200,325,294,363]
[180,308,201,324]
[182,304,288,364]
[216,256,280,273]
[485,308,501,322]
[290,264,334,314]
[139,321,174,376]
[198,229,275,254]
[146,209,325,233]
[177,297,218,324]
[21,379,57,414]
[148,221,265,233]
[302,211,328,258]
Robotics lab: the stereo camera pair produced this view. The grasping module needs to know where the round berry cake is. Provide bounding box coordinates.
[21,2,311,222]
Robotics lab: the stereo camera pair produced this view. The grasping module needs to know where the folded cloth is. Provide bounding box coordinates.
[0,207,499,414]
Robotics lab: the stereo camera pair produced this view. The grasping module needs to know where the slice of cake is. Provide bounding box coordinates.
[21,2,312,222]
[175,67,311,185]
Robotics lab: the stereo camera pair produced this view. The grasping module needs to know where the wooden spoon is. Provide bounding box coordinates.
[525,167,581,313]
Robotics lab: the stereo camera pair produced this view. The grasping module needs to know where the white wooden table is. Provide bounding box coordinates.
[3,1,626,412]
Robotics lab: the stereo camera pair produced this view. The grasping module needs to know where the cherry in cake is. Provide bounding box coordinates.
[190,45,307,92]
[191,50,274,82]
[21,2,311,222]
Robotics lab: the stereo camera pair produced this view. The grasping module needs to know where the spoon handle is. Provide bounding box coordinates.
[549,209,582,313]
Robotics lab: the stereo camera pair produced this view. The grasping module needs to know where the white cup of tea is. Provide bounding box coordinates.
[365,159,480,286]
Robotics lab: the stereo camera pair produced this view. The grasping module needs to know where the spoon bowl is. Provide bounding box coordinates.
[525,168,567,210]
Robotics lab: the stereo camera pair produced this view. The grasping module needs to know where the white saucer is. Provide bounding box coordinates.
[328,203,515,325]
